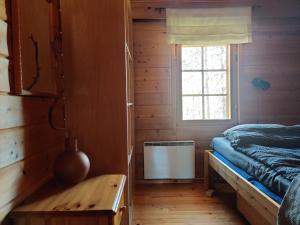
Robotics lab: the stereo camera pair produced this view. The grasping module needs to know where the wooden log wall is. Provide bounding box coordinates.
[0,0,64,223]
[132,0,300,181]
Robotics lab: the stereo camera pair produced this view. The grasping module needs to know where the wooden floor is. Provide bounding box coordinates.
[133,183,249,225]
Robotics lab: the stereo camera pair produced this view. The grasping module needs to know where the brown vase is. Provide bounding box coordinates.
[54,140,90,184]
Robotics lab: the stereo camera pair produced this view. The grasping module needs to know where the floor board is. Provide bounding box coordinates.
[133,183,249,225]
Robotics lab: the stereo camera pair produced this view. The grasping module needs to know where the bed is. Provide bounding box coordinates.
[204,124,300,225]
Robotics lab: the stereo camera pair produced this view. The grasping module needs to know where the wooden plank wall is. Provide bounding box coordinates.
[239,1,300,123]
[0,0,64,223]
[132,0,300,181]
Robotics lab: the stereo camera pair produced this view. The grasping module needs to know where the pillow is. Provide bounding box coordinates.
[223,124,300,148]
[223,124,284,137]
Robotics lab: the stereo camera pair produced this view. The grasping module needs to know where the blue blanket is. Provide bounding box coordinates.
[278,175,300,225]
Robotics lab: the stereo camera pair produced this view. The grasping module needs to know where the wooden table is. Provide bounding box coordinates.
[10,175,127,225]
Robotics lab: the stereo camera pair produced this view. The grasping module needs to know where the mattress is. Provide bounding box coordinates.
[212,151,282,204]
[212,137,256,170]
[211,137,285,203]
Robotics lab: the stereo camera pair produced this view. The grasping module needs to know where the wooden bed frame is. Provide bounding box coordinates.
[204,150,280,225]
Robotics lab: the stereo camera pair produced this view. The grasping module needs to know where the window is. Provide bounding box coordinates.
[180,46,231,121]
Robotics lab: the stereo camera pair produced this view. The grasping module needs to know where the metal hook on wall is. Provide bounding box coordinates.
[25,34,41,91]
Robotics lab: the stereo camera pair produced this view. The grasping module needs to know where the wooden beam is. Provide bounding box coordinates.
[0,95,53,129]
[204,150,214,190]
[132,0,252,19]
[0,20,8,57]
[0,0,7,21]
[0,143,63,220]
[237,193,272,225]
[132,0,251,8]
[0,56,9,93]
[133,7,166,20]
[0,123,64,169]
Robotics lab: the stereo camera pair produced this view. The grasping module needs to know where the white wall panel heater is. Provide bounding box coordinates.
[144,141,195,179]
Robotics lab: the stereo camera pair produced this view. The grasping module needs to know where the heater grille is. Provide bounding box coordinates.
[144,141,195,179]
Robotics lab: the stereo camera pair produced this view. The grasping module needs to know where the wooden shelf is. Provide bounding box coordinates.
[11,175,127,217]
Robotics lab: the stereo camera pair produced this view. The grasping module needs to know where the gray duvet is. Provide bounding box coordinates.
[278,174,300,225]
[222,124,300,225]
[234,144,300,196]
[222,124,300,196]
[224,124,300,149]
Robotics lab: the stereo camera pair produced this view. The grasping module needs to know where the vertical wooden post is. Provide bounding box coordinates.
[204,150,213,190]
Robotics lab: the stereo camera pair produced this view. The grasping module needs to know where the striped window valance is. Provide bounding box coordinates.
[166,7,252,46]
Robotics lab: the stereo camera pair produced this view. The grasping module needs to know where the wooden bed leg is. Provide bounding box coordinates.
[206,189,215,197]
[204,150,215,196]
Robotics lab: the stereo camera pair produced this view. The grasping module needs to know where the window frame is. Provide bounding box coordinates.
[174,44,238,125]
